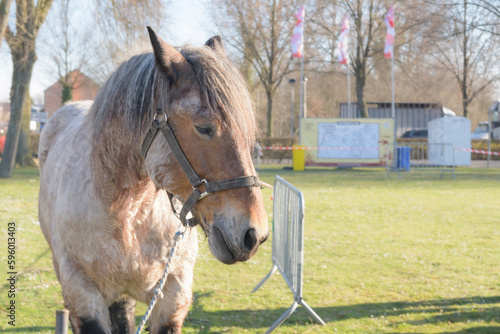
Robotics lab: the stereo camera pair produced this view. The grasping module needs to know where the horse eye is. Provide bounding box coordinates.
[194,125,214,138]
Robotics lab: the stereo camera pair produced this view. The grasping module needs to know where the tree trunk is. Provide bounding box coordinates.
[0,47,36,177]
[355,63,368,118]
[16,92,35,166]
[14,49,37,167]
[0,74,31,177]
[462,75,469,119]
[266,88,273,137]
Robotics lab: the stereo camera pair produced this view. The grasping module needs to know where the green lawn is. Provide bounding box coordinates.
[1,166,499,333]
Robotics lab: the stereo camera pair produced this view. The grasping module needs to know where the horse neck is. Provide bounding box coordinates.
[90,113,151,205]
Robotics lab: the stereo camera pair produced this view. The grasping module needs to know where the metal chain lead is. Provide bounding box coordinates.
[135,222,187,334]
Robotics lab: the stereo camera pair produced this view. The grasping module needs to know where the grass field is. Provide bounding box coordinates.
[1,166,499,333]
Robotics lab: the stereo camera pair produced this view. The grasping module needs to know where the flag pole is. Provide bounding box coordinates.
[391,50,397,169]
[299,9,305,144]
[347,64,351,117]
[292,5,305,144]
[300,56,304,119]
[391,51,395,121]
[338,14,350,117]
[384,3,397,169]
[299,56,304,143]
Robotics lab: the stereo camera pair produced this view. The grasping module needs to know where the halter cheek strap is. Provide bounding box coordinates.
[141,114,262,227]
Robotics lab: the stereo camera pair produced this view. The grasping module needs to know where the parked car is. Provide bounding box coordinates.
[471,121,500,140]
[0,135,5,155]
[401,129,428,138]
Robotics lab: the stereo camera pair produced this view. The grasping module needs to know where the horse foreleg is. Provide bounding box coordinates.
[58,260,112,334]
[109,295,136,334]
[147,272,194,334]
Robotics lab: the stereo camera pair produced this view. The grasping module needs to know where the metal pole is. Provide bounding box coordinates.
[391,50,397,169]
[298,9,305,144]
[299,57,304,144]
[303,77,307,118]
[391,54,395,120]
[289,79,296,138]
[488,106,491,168]
[291,85,294,137]
[347,64,351,117]
[55,309,69,334]
[300,57,304,118]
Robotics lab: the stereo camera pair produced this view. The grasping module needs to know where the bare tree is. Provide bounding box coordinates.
[310,0,387,118]
[430,0,500,118]
[346,0,393,118]
[311,1,460,117]
[87,0,166,84]
[0,0,54,178]
[41,0,91,104]
[469,0,500,35]
[41,0,166,89]
[212,0,304,137]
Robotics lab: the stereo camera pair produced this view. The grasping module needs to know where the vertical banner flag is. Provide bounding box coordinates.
[384,4,395,58]
[336,15,350,64]
[292,5,305,58]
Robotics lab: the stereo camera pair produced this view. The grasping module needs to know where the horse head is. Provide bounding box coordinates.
[143,28,269,264]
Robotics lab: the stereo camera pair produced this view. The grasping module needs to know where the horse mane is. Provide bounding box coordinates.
[181,45,257,147]
[90,43,256,150]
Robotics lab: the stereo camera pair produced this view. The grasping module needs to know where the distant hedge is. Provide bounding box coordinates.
[470,140,500,160]
[257,137,296,161]
[30,133,40,157]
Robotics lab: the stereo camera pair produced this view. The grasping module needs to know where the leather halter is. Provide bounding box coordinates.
[141,112,262,227]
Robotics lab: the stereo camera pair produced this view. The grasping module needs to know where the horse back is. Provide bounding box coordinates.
[38,101,94,246]
[38,101,93,174]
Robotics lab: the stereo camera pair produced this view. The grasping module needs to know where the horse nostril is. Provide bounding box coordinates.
[243,228,257,252]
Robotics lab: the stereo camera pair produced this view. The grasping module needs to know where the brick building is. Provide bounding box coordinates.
[44,70,100,118]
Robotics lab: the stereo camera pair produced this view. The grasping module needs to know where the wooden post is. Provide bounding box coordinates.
[55,309,69,334]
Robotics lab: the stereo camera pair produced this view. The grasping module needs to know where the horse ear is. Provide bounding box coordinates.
[147,26,188,83]
[205,35,226,57]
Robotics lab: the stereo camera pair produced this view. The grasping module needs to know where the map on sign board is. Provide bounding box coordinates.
[317,122,380,159]
[300,118,393,167]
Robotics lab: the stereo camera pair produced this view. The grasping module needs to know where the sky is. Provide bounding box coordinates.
[0,0,219,104]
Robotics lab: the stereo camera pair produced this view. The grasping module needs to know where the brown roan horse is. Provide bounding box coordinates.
[38,27,269,334]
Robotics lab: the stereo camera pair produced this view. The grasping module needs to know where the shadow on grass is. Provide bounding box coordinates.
[183,295,500,333]
[132,291,215,332]
[6,295,497,333]
[2,327,54,333]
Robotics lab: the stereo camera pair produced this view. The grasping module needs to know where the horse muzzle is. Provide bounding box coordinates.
[208,217,269,264]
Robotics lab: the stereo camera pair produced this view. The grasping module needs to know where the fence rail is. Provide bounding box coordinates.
[252,176,325,333]
[386,143,456,178]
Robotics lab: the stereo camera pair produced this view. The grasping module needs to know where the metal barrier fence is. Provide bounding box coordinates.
[252,176,325,333]
[386,143,456,179]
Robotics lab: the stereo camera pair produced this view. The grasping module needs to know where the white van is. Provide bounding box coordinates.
[471,121,500,140]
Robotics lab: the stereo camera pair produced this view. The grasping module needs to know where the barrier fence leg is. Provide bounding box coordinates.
[265,301,298,334]
[55,309,69,334]
[251,264,277,293]
[299,299,326,325]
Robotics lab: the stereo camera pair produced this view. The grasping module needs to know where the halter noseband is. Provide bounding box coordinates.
[141,112,262,227]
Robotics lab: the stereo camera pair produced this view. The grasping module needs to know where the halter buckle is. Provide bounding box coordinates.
[154,111,168,123]
[197,179,210,199]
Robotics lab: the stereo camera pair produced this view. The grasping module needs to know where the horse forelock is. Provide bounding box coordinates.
[90,45,256,151]
[181,46,257,148]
